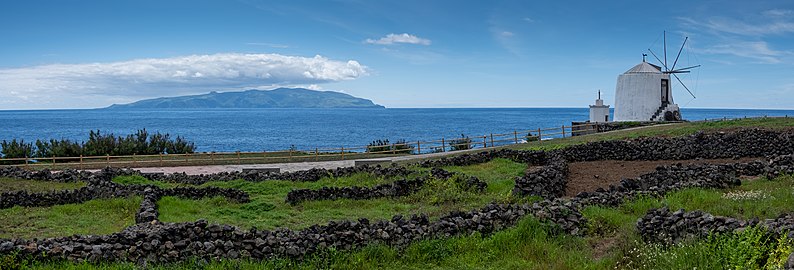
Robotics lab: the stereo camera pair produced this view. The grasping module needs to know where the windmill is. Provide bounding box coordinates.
[612,31,701,122]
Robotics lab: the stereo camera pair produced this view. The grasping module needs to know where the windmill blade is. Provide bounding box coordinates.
[662,31,670,71]
[673,73,696,99]
[647,49,669,70]
[671,37,688,71]
[671,65,701,72]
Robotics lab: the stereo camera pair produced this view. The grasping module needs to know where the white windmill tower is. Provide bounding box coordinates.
[613,31,700,121]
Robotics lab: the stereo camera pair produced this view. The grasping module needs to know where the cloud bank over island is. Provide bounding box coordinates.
[0,53,368,109]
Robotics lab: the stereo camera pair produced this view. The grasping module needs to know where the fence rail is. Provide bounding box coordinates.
[1,115,785,170]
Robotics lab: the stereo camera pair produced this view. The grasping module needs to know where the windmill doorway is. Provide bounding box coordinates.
[661,79,670,104]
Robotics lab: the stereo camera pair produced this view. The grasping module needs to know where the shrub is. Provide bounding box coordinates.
[392,139,415,154]
[625,225,794,269]
[167,136,196,154]
[366,139,415,154]
[1,139,34,163]
[704,225,792,269]
[1,129,196,158]
[525,132,539,142]
[35,138,83,158]
[367,139,392,153]
[449,134,472,151]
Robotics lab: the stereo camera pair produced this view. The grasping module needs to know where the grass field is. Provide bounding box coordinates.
[155,158,528,231]
[0,197,140,239]
[4,117,794,269]
[0,178,85,193]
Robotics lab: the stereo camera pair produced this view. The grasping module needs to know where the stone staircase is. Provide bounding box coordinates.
[649,102,669,121]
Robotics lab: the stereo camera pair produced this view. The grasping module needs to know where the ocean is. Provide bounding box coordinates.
[1,108,792,153]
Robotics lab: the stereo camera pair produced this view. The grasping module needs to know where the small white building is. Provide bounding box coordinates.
[613,60,681,121]
[589,90,610,123]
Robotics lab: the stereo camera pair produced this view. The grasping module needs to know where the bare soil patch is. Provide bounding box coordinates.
[565,158,763,197]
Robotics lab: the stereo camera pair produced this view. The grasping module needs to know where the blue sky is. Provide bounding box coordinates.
[1,0,793,109]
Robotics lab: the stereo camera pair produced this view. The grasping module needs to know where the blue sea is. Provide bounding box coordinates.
[1,108,792,153]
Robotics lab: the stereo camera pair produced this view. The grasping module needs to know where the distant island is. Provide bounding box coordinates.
[106,88,385,109]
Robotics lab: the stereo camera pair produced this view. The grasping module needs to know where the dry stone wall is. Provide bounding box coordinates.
[145,165,413,185]
[285,168,486,205]
[419,149,547,168]
[285,179,425,205]
[637,207,794,245]
[0,164,413,186]
[559,129,794,162]
[512,154,568,198]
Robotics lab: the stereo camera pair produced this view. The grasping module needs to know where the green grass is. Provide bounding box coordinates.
[0,197,141,239]
[157,160,529,230]
[443,158,526,195]
[112,175,182,189]
[0,177,85,193]
[619,225,794,270]
[664,175,794,219]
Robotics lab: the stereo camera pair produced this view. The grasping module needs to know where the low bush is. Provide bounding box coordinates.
[0,139,34,164]
[366,139,415,154]
[449,134,472,151]
[525,132,539,142]
[366,139,391,153]
[1,129,196,159]
[624,225,793,269]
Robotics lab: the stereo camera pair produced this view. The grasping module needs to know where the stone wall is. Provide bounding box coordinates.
[418,149,547,168]
[0,164,413,186]
[284,168,486,205]
[285,179,425,205]
[637,207,794,245]
[512,154,568,198]
[559,129,794,162]
[147,165,413,184]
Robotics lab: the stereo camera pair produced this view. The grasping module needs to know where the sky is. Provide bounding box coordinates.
[1,0,793,110]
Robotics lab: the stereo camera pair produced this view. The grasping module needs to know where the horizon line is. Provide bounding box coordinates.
[2,106,794,112]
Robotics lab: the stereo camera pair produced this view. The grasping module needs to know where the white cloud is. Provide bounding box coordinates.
[364,33,431,45]
[0,53,368,109]
[678,13,794,64]
[680,13,794,37]
[500,31,514,37]
[763,9,793,17]
[701,41,787,64]
[704,17,794,36]
[522,17,534,23]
